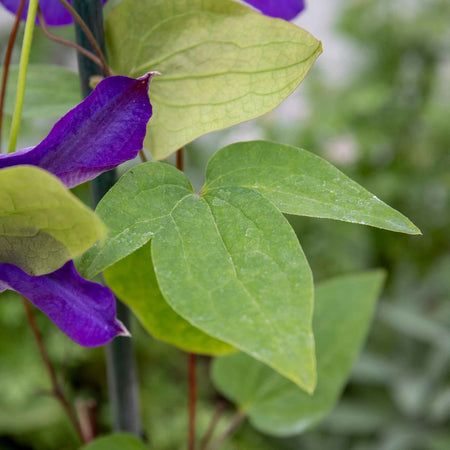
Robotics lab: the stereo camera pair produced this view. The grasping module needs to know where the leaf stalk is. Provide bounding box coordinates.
[0,0,27,152]
[7,0,38,153]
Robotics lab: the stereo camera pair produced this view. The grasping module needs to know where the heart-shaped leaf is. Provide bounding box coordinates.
[106,0,321,160]
[82,161,315,391]
[152,186,315,392]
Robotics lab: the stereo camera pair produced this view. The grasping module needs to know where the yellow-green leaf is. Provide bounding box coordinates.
[106,0,321,160]
[0,166,106,276]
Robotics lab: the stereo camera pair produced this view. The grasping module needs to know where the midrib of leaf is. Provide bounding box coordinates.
[0,204,66,216]
[204,192,311,335]
[149,71,311,114]
[132,37,316,76]
[150,51,320,82]
[198,195,306,374]
[2,222,79,236]
[206,167,395,212]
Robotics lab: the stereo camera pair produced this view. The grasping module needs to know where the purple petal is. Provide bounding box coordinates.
[0,73,154,188]
[0,0,108,26]
[0,261,128,346]
[244,0,305,21]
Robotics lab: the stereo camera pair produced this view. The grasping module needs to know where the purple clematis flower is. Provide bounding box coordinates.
[243,0,305,21]
[0,72,154,346]
[0,73,154,187]
[0,261,129,346]
[0,0,108,26]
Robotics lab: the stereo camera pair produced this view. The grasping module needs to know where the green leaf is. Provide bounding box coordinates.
[152,186,315,392]
[79,162,193,279]
[0,166,106,276]
[81,161,315,389]
[0,65,79,118]
[212,271,385,436]
[103,242,234,355]
[204,141,420,234]
[80,433,147,450]
[106,0,322,160]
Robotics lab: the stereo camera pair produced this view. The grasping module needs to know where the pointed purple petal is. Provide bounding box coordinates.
[0,73,154,188]
[0,0,108,26]
[244,0,305,21]
[0,261,127,346]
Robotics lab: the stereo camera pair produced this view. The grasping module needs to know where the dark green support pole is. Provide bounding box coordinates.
[72,0,142,436]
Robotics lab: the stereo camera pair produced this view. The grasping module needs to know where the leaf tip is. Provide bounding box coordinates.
[317,40,324,56]
[399,219,422,236]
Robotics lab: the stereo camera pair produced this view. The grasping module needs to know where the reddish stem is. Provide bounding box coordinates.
[199,401,226,450]
[37,7,104,70]
[208,411,246,450]
[177,147,184,171]
[188,353,197,450]
[21,297,86,443]
[55,0,112,76]
[0,0,27,151]
[76,398,98,443]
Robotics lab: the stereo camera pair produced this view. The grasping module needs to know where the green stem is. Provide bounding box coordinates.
[71,0,142,436]
[7,0,38,153]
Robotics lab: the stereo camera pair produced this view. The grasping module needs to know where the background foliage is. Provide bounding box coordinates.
[0,0,449,448]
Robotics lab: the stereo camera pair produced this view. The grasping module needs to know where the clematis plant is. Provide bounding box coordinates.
[0,73,154,346]
[0,0,423,447]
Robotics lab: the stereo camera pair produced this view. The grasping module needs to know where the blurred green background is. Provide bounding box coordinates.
[0,0,449,448]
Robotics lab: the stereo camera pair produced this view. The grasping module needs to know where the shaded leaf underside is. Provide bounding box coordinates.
[212,271,385,436]
[0,166,106,276]
[104,242,233,355]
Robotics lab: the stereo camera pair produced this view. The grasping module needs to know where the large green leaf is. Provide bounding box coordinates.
[152,186,315,392]
[80,433,147,450]
[0,65,79,118]
[79,162,193,279]
[212,271,385,436]
[106,0,321,160]
[204,141,420,234]
[81,162,315,388]
[103,242,234,355]
[0,166,106,276]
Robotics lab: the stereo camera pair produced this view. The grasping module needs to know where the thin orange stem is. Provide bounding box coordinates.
[21,297,85,443]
